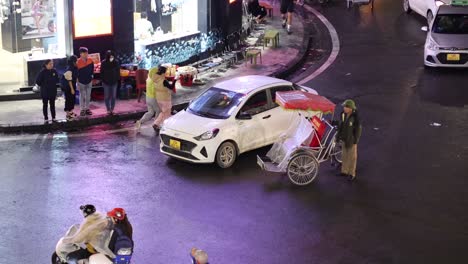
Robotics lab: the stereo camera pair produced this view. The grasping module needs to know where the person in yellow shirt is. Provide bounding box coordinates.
[135,67,160,132]
[152,65,176,132]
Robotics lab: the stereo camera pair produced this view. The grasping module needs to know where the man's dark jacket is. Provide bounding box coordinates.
[337,110,362,148]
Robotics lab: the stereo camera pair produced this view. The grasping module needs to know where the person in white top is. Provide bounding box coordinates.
[135,12,154,40]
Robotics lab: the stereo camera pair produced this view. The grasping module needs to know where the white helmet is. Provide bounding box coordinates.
[193,249,208,264]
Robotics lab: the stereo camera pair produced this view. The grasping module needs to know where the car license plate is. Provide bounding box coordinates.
[447,54,460,61]
[169,139,181,150]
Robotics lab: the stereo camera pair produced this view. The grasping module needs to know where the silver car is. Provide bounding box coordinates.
[422,5,468,68]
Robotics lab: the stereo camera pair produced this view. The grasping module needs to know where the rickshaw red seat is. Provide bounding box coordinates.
[309,116,326,147]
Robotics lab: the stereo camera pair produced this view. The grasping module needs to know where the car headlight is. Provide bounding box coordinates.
[435,0,444,6]
[194,129,220,141]
[426,38,439,51]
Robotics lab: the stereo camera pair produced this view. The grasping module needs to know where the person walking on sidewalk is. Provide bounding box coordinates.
[336,99,362,181]
[100,50,120,115]
[153,65,176,132]
[36,59,59,122]
[61,55,78,121]
[280,0,296,34]
[135,67,160,132]
[77,47,94,117]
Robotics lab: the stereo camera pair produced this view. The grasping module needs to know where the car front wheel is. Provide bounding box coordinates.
[215,141,237,169]
[403,0,411,13]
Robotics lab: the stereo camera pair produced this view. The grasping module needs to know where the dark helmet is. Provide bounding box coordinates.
[80,204,96,217]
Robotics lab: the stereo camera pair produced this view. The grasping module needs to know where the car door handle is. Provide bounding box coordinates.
[262,115,271,119]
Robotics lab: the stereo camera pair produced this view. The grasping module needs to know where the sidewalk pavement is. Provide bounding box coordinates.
[0,3,318,133]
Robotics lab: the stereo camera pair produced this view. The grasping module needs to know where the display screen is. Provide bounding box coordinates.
[73,0,112,38]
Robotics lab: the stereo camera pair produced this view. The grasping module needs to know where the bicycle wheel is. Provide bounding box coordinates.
[287,153,319,186]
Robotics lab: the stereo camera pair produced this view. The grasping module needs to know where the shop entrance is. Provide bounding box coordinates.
[0,0,71,94]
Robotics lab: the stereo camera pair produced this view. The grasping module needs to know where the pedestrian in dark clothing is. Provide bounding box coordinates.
[336,99,362,181]
[100,50,120,115]
[280,0,296,34]
[247,0,267,23]
[61,55,78,121]
[36,59,59,122]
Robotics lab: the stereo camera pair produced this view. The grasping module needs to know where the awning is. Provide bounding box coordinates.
[275,90,336,114]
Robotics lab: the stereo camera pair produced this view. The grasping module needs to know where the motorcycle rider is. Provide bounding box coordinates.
[107,208,133,239]
[61,204,116,264]
[191,248,209,264]
[107,208,134,255]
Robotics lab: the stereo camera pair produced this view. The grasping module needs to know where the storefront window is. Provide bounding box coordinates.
[0,0,70,90]
[134,0,199,42]
[133,0,219,68]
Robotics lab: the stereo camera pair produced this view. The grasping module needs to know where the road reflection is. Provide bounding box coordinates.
[417,68,468,107]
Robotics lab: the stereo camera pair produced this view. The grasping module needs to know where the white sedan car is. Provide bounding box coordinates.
[159,75,318,168]
[422,5,468,67]
[404,0,449,23]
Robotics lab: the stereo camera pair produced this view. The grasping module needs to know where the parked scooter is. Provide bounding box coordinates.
[52,224,132,264]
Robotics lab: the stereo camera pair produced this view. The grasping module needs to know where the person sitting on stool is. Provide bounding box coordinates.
[247,0,267,23]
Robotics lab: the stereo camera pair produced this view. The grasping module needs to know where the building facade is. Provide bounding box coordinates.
[0,0,242,88]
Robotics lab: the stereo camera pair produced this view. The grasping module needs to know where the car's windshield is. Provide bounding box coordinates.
[187,87,245,119]
[433,14,468,34]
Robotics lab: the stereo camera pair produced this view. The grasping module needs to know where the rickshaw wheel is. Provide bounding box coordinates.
[331,142,343,164]
[287,153,319,186]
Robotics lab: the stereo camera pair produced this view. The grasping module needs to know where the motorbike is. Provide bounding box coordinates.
[52,224,132,264]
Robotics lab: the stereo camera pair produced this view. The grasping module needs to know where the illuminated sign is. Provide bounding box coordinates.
[73,0,113,39]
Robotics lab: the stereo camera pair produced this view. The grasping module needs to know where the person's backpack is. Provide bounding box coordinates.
[112,227,134,255]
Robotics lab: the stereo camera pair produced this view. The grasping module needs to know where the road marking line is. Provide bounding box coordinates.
[0,126,139,142]
[297,5,340,85]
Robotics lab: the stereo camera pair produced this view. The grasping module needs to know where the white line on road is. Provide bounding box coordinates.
[0,126,139,142]
[297,5,340,85]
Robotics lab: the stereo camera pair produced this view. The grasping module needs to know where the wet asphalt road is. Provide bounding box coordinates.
[1,1,468,263]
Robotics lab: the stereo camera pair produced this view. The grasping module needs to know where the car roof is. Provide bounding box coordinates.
[438,5,468,15]
[214,75,291,94]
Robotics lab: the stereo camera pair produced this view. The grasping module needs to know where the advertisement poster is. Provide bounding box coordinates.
[21,0,56,39]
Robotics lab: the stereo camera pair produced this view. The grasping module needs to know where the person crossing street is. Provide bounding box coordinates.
[152,65,177,133]
[135,66,160,132]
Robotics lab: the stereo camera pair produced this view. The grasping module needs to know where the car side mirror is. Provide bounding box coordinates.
[237,112,252,120]
[421,26,428,32]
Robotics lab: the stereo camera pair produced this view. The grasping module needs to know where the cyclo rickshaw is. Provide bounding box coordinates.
[257,90,342,186]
